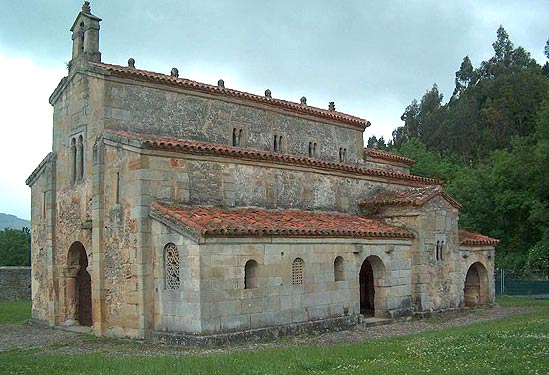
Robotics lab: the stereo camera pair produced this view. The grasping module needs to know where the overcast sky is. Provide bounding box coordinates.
[0,0,547,220]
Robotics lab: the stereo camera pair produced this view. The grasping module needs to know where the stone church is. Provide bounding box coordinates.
[27,2,498,341]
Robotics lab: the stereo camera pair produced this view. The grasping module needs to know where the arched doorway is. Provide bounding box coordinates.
[359,256,386,316]
[464,262,488,307]
[67,242,92,326]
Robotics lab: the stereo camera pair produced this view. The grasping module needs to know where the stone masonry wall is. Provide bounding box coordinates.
[0,267,31,300]
[151,221,202,334]
[101,78,364,164]
[147,234,413,335]
[383,196,462,311]
[123,151,419,216]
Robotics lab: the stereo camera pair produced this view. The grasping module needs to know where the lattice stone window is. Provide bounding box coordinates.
[292,257,304,285]
[164,243,180,290]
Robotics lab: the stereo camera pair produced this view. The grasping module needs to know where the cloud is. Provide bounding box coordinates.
[0,50,65,219]
[0,0,547,218]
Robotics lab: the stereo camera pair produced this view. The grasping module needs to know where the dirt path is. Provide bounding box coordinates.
[0,306,537,357]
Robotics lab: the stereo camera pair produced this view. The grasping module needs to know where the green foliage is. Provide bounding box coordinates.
[0,299,547,374]
[389,27,549,275]
[0,227,31,266]
[392,26,548,163]
[366,135,389,150]
[526,240,549,276]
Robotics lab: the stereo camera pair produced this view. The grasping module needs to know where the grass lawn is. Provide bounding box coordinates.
[0,300,31,324]
[0,297,548,374]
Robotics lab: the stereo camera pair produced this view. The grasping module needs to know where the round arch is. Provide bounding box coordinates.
[359,255,386,316]
[464,262,489,307]
[66,241,93,326]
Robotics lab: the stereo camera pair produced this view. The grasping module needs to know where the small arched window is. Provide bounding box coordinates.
[274,134,284,152]
[70,138,77,183]
[292,257,304,285]
[244,259,259,289]
[308,142,313,157]
[164,243,180,289]
[435,240,445,261]
[232,128,238,146]
[334,256,344,281]
[80,22,85,51]
[77,135,84,180]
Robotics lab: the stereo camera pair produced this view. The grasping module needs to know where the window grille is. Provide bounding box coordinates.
[164,243,180,289]
[292,257,304,285]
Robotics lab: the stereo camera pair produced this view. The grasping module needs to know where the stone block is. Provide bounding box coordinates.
[307,305,330,320]
[250,312,275,328]
[261,296,281,312]
[303,291,331,307]
[210,300,241,319]
[241,298,262,314]
[221,314,250,331]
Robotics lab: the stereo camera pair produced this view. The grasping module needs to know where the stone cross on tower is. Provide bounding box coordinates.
[69,1,102,72]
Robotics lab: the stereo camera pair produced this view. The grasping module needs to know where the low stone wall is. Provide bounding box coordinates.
[0,267,31,300]
[149,315,363,346]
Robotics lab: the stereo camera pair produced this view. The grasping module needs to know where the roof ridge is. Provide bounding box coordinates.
[104,130,443,186]
[364,148,415,166]
[459,229,499,246]
[360,185,461,209]
[89,61,369,129]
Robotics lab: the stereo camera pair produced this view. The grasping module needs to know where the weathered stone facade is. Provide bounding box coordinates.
[26,3,498,340]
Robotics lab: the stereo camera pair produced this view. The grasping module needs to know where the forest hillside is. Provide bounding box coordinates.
[368,27,549,276]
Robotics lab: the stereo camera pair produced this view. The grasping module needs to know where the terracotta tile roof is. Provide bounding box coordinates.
[364,148,415,167]
[89,62,369,129]
[459,230,499,246]
[104,130,442,186]
[360,185,462,209]
[150,201,415,240]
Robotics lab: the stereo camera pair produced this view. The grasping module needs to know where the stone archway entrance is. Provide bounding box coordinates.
[66,242,92,326]
[464,262,488,307]
[359,256,386,317]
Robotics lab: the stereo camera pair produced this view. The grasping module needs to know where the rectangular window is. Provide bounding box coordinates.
[115,172,120,204]
[42,192,47,218]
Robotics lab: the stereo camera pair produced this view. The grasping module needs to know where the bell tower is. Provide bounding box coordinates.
[69,1,101,71]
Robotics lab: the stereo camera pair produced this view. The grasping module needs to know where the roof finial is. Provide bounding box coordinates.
[82,1,91,14]
[217,79,225,89]
[170,68,179,77]
[265,89,272,98]
[300,96,307,105]
[128,58,135,69]
[328,101,335,111]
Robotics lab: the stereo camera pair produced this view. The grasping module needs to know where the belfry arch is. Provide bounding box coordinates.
[464,262,489,307]
[65,241,92,326]
[359,255,387,317]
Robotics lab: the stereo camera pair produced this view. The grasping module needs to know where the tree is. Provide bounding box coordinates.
[0,228,31,266]
[492,26,513,64]
[366,135,388,150]
[452,56,474,100]
[389,28,549,274]
[543,39,549,78]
